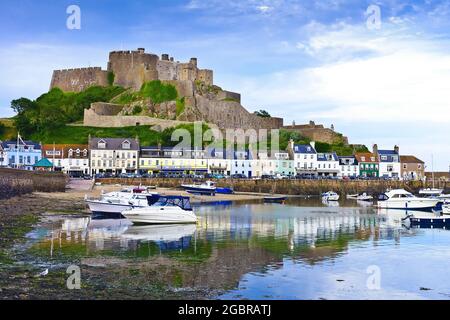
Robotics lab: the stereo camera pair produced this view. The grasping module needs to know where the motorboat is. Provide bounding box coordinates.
[376,189,440,211]
[181,181,216,196]
[419,188,443,196]
[122,195,197,224]
[408,213,450,228]
[346,192,373,201]
[85,193,160,215]
[322,191,340,201]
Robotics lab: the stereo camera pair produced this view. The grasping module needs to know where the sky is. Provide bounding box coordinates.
[0,0,449,170]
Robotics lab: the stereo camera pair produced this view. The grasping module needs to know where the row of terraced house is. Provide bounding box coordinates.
[0,137,426,180]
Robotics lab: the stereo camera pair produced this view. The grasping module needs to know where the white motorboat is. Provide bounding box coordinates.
[419,188,443,196]
[181,181,216,196]
[376,189,440,211]
[322,191,340,201]
[85,193,159,215]
[443,201,450,215]
[122,195,197,224]
[346,192,373,201]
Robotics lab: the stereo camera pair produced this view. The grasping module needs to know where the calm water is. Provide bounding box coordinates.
[22,199,450,300]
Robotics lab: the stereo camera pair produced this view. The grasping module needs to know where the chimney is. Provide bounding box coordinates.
[190,58,198,67]
[373,144,378,157]
[394,145,399,154]
[137,48,145,54]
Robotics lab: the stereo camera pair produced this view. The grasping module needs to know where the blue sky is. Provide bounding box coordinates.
[0,0,449,170]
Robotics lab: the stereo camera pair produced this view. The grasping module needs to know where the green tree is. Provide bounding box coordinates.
[254,110,271,118]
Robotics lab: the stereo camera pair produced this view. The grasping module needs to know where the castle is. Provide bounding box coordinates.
[50,48,213,92]
[49,48,347,144]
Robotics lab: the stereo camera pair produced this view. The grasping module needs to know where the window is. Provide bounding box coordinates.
[381,156,387,161]
[122,141,131,150]
[361,157,366,162]
[403,164,407,169]
[98,141,106,149]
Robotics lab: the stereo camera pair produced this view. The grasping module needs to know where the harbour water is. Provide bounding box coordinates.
[14,199,450,299]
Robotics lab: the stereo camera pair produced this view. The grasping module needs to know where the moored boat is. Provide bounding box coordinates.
[443,201,450,215]
[346,192,373,201]
[264,196,287,203]
[122,195,197,224]
[376,189,440,211]
[419,188,443,196]
[85,192,159,215]
[181,181,216,196]
[216,187,234,194]
[322,191,340,201]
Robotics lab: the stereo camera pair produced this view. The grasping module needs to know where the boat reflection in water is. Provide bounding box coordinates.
[26,201,450,300]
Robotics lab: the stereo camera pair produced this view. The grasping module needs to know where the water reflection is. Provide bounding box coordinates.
[25,201,450,299]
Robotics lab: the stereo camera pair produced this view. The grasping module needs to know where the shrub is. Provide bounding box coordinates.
[132,105,143,115]
[176,97,185,117]
[140,80,178,103]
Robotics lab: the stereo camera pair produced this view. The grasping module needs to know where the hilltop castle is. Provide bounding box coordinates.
[49,48,347,144]
[50,48,213,92]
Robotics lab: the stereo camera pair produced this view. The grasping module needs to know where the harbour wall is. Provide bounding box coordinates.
[95,178,431,196]
[0,168,67,200]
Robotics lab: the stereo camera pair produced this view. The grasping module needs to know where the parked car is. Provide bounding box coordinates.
[231,174,247,179]
[261,174,275,180]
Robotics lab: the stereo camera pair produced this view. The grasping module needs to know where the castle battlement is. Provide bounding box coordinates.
[53,67,104,73]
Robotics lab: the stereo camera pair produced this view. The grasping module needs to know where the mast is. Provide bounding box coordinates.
[16,132,20,169]
[431,154,435,189]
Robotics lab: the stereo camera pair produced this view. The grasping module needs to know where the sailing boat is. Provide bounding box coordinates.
[419,154,443,196]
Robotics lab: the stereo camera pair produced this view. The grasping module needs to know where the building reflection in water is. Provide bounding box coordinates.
[33,203,413,263]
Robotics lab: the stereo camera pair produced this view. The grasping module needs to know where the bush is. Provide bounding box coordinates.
[132,105,143,115]
[107,72,115,86]
[140,80,178,103]
[176,97,185,117]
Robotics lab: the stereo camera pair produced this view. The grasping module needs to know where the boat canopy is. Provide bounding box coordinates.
[147,195,193,211]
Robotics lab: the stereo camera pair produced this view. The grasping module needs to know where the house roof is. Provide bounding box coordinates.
[355,152,378,163]
[378,150,399,162]
[293,144,316,154]
[317,153,338,161]
[33,158,53,168]
[89,138,139,151]
[400,155,424,164]
[42,144,89,158]
[2,140,41,150]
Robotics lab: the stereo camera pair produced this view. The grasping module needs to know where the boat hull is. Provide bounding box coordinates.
[410,217,450,228]
[376,199,439,211]
[182,185,216,196]
[86,200,145,215]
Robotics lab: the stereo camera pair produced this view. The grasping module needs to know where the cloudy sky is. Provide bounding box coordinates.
[0,0,449,170]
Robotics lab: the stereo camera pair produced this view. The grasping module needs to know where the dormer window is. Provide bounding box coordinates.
[371,157,375,162]
[98,140,106,149]
[68,149,73,157]
[361,157,366,162]
[83,149,88,157]
[381,156,387,161]
[122,140,131,150]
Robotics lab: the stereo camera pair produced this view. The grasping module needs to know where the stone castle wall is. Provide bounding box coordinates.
[50,67,109,92]
[90,102,124,116]
[193,95,283,130]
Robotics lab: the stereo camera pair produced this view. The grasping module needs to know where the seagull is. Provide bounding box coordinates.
[36,269,49,277]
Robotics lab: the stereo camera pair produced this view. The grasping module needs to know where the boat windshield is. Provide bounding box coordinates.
[152,196,192,211]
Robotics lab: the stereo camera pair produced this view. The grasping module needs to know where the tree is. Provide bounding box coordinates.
[254,110,271,118]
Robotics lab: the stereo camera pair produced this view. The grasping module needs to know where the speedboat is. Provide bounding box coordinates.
[376,189,440,211]
[181,181,216,196]
[419,188,443,196]
[346,192,373,201]
[85,192,159,215]
[322,191,340,201]
[122,195,197,224]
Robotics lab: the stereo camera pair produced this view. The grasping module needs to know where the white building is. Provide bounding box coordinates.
[89,137,139,175]
[375,145,401,179]
[42,144,90,177]
[338,156,359,178]
[317,153,340,178]
[289,140,318,177]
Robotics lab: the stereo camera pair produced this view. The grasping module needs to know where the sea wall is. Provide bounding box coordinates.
[0,168,67,200]
[95,178,427,196]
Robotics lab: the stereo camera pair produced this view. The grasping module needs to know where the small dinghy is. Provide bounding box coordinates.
[346,192,373,201]
[264,196,287,203]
